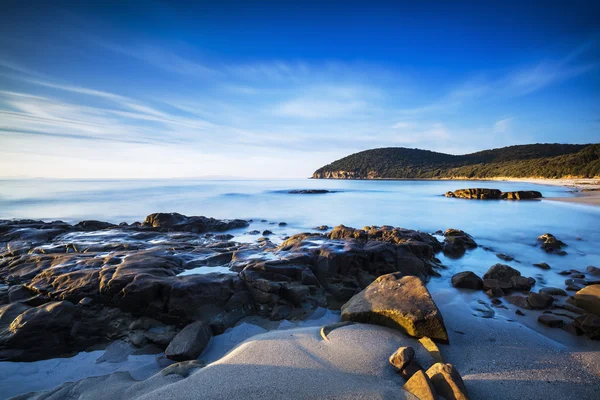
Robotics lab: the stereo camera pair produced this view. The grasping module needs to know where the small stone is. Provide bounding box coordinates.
[533,262,551,270]
[516,310,525,316]
[506,295,531,309]
[496,253,514,262]
[426,362,469,400]
[403,370,439,400]
[389,346,415,371]
[262,230,273,236]
[278,222,287,226]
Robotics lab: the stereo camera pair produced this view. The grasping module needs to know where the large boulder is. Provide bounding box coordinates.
[165,321,213,361]
[451,271,482,290]
[574,285,600,316]
[341,274,448,343]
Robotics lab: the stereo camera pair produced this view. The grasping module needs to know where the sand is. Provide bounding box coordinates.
[15,300,600,400]
[493,178,600,207]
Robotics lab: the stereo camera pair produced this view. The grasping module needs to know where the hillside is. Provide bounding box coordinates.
[312,143,600,179]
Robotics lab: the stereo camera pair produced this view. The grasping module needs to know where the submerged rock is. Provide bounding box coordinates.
[443,229,477,258]
[341,274,448,343]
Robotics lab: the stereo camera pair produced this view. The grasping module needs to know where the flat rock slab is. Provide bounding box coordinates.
[341,273,448,343]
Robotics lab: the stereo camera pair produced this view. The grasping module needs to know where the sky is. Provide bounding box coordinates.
[1,1,599,179]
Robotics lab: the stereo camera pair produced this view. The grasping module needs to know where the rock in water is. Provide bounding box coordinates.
[500,191,542,200]
[340,274,448,343]
[451,271,483,290]
[165,321,213,361]
[537,233,567,255]
[574,285,600,316]
[483,264,521,283]
[443,229,477,258]
[403,370,439,400]
[426,362,469,400]
[527,292,553,309]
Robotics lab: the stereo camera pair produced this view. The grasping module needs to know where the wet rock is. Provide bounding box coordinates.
[262,230,273,236]
[443,229,477,258]
[538,314,566,328]
[446,188,501,199]
[533,262,551,270]
[483,264,521,283]
[496,253,514,262]
[403,369,439,400]
[247,230,260,235]
[501,191,542,200]
[451,271,483,290]
[482,279,512,291]
[537,233,567,255]
[288,189,333,194]
[486,288,504,298]
[165,321,213,361]
[389,346,415,371]
[515,309,525,316]
[426,362,469,400]
[510,276,536,291]
[341,274,448,343]
[278,222,287,226]
[573,314,600,339]
[586,266,600,276]
[527,292,554,309]
[574,285,600,316]
[143,212,248,233]
[74,220,116,231]
[540,287,568,296]
[314,225,330,231]
[505,295,531,309]
[565,278,587,292]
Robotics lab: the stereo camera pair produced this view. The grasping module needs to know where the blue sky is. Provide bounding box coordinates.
[1,1,599,178]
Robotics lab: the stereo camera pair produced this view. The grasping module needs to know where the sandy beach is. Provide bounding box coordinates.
[490,178,600,207]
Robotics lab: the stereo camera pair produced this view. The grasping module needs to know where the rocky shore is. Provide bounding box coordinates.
[1,213,599,399]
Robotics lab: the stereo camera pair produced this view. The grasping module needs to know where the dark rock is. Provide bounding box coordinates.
[586,266,600,276]
[496,253,514,261]
[143,212,248,233]
[314,225,330,231]
[389,346,415,371]
[74,220,116,231]
[482,279,512,291]
[486,288,504,298]
[483,264,521,283]
[527,292,554,309]
[540,287,568,296]
[451,271,483,290]
[533,262,551,270]
[341,274,448,343]
[573,314,600,339]
[510,276,536,291]
[515,309,525,316]
[505,295,531,309]
[537,233,567,255]
[165,321,213,361]
[443,229,477,258]
[538,314,565,328]
[426,362,469,400]
[288,189,334,194]
[262,230,273,236]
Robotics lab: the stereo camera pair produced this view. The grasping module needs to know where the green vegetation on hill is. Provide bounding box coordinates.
[312,143,600,179]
